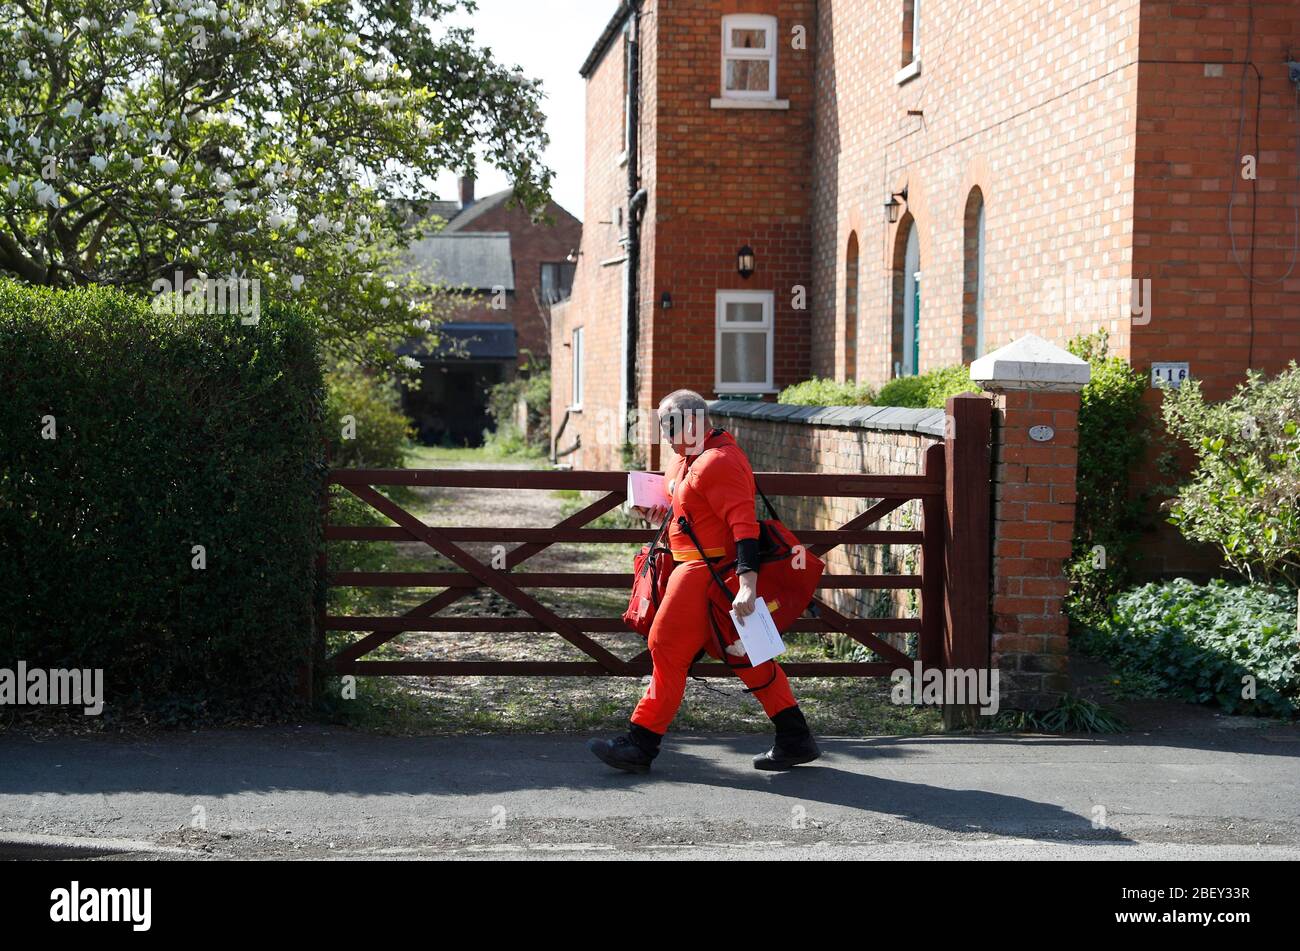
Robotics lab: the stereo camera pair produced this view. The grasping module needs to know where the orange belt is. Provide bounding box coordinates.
[671,546,727,562]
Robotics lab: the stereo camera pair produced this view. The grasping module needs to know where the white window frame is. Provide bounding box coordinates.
[570,326,584,410]
[720,14,777,101]
[895,0,922,84]
[715,289,775,393]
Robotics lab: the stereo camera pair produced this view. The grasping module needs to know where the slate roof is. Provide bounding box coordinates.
[405,232,515,291]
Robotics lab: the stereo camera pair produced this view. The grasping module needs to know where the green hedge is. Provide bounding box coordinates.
[0,279,325,723]
[1079,579,1298,717]
[777,377,876,407]
[876,364,981,408]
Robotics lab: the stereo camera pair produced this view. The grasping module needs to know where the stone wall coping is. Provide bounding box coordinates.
[970,333,1090,392]
[710,400,947,437]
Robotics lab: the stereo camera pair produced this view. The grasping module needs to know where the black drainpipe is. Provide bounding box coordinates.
[624,0,645,443]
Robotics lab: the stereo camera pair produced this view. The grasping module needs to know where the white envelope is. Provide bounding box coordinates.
[728,599,786,666]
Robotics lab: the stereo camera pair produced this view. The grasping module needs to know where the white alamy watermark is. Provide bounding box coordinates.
[150,270,261,324]
[50,882,151,932]
[890,662,1000,715]
[0,662,103,715]
[1041,274,1152,326]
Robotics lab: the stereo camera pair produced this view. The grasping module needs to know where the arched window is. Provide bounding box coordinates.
[891,215,921,377]
[845,232,859,380]
[962,188,986,362]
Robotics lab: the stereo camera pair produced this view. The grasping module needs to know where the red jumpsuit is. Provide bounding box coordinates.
[630,428,800,735]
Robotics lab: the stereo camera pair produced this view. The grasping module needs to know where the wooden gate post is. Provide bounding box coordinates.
[942,393,992,729]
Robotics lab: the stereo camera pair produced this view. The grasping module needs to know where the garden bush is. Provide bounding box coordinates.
[485,362,550,456]
[876,364,981,408]
[0,279,325,723]
[1079,579,1299,717]
[1161,362,1300,586]
[777,377,876,406]
[1064,330,1149,621]
[325,366,413,469]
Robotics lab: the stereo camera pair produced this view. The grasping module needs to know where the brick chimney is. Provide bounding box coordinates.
[459,176,476,209]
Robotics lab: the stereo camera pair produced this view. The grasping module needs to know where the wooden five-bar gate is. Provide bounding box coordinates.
[320,395,992,685]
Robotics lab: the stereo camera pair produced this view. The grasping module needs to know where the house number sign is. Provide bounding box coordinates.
[1029,425,1055,442]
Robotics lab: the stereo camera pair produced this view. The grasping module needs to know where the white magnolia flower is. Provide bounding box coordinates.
[154,179,166,194]
[16,59,34,80]
[309,213,330,232]
[380,297,391,308]
[290,274,305,292]
[89,155,108,172]
[170,184,185,200]
[62,100,84,120]
[205,222,218,233]
[34,182,59,208]
[212,171,232,190]
[223,194,242,214]
[7,181,19,198]
[132,157,144,172]
[399,356,421,371]
[119,12,138,37]
[296,229,308,243]
[44,29,63,47]
[413,318,431,331]
[161,159,178,175]
[266,212,287,229]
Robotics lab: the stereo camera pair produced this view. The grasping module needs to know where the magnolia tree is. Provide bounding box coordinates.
[0,0,552,368]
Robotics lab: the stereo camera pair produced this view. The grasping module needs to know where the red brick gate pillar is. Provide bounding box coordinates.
[971,335,1091,712]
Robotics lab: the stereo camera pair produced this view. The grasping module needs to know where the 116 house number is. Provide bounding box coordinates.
[1151,362,1190,388]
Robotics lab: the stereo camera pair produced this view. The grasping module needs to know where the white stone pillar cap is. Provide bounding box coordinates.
[970,334,1091,392]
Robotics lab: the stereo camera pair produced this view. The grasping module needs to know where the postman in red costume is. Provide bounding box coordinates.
[630,427,798,735]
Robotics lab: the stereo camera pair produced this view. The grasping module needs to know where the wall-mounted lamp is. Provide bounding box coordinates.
[565,248,581,264]
[884,186,908,224]
[737,245,755,279]
[660,291,673,310]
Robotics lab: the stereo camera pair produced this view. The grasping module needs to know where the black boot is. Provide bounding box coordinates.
[588,722,663,774]
[753,705,820,771]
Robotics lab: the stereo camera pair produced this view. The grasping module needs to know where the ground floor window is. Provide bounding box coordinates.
[570,326,584,408]
[715,289,774,393]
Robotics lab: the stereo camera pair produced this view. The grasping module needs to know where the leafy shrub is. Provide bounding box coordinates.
[325,367,413,469]
[1079,579,1299,717]
[874,375,930,408]
[0,279,325,723]
[778,377,876,406]
[485,365,550,456]
[1064,330,1149,621]
[1161,363,1300,585]
[876,364,981,408]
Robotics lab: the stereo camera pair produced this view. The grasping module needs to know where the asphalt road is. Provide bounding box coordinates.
[2,714,1298,860]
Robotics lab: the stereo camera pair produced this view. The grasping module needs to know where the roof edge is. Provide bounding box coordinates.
[579,1,635,79]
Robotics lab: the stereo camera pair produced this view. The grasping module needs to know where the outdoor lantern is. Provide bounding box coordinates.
[661,291,673,310]
[884,187,908,224]
[737,245,755,279]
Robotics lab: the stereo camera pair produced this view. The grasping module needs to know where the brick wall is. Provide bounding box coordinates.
[711,402,946,651]
[552,14,638,471]
[811,0,1143,384]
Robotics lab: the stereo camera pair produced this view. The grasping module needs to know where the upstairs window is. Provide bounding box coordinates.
[541,262,576,305]
[897,0,922,83]
[721,14,777,101]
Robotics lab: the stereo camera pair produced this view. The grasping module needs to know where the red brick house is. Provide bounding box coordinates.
[404,178,581,445]
[552,0,1300,511]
